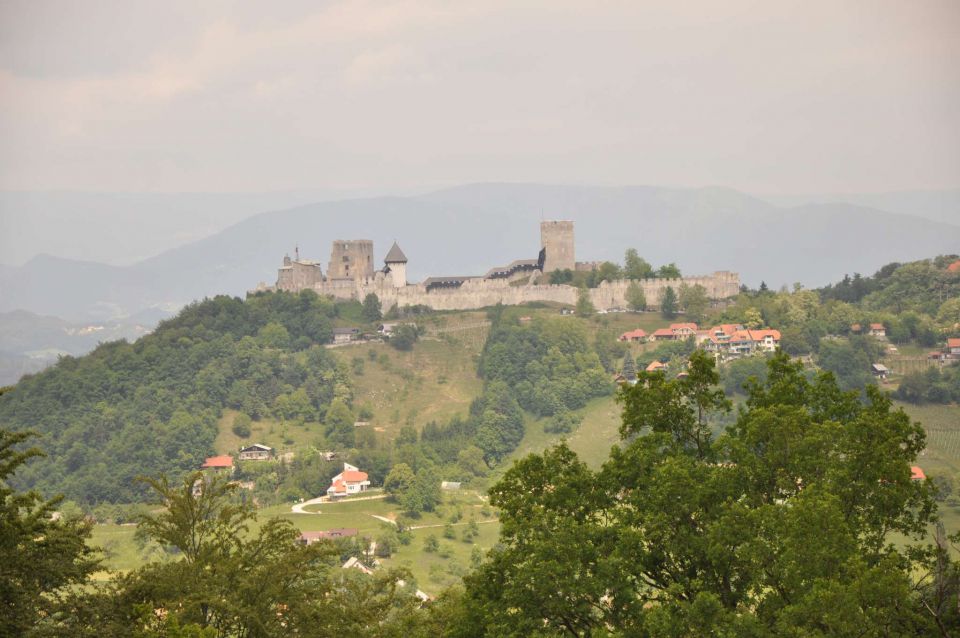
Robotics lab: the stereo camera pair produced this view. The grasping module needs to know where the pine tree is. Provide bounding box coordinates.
[660,285,678,319]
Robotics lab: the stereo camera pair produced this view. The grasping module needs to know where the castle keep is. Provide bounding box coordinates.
[256,221,741,312]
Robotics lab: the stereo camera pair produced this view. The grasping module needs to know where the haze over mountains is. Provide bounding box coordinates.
[1,183,958,327]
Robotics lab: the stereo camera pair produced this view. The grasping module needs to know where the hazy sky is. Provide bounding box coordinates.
[1,0,958,194]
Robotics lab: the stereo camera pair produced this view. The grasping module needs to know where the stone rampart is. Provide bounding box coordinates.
[291,270,741,312]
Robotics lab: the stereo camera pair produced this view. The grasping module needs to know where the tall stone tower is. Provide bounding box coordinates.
[327,240,375,279]
[540,220,575,272]
[383,241,408,288]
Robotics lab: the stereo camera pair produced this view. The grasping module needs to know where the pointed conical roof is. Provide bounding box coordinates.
[384,241,408,263]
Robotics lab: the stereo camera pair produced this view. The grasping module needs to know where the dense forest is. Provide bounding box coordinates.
[0,291,349,504]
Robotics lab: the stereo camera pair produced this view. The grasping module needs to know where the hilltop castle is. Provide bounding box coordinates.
[253,221,740,312]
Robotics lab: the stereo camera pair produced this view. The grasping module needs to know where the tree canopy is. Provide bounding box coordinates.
[460,351,952,636]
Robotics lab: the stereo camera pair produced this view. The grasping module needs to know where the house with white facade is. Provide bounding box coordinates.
[326,463,371,498]
[238,444,273,461]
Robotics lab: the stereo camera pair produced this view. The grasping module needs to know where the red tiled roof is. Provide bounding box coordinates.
[646,361,666,371]
[948,338,960,348]
[749,329,781,341]
[870,323,885,331]
[341,470,368,483]
[669,323,698,331]
[850,323,862,331]
[911,466,926,481]
[620,328,647,340]
[947,260,960,273]
[652,328,675,337]
[201,455,233,469]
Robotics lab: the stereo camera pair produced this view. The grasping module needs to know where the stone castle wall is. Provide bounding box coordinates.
[290,269,740,312]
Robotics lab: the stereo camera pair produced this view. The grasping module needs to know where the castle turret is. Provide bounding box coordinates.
[384,241,408,288]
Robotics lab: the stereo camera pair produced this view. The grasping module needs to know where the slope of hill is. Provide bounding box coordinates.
[2,183,960,322]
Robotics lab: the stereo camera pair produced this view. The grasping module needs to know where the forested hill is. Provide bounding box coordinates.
[0,291,347,504]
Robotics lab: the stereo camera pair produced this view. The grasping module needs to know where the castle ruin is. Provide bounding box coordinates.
[255,221,741,312]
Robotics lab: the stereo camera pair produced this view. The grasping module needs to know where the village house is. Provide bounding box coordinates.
[850,323,862,334]
[200,455,234,472]
[618,328,647,343]
[646,360,667,372]
[871,363,890,380]
[326,463,371,498]
[669,323,698,338]
[911,466,926,481]
[332,327,360,344]
[298,528,358,545]
[728,330,756,356]
[749,329,782,352]
[238,444,273,461]
[651,328,676,341]
[868,323,887,338]
[947,338,960,359]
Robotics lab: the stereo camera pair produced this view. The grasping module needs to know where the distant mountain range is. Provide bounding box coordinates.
[1,183,958,326]
[767,189,960,227]
[0,309,159,386]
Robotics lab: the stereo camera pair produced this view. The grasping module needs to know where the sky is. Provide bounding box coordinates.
[0,0,959,195]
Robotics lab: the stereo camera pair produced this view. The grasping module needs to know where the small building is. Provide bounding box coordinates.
[947,338,960,358]
[332,327,360,344]
[518,316,532,323]
[378,322,399,335]
[868,323,887,338]
[646,360,667,372]
[871,363,890,380]
[299,528,358,545]
[619,328,648,343]
[669,323,698,337]
[200,455,234,471]
[929,351,945,362]
[850,323,862,334]
[238,444,273,461]
[749,329,781,352]
[911,466,926,481]
[441,481,462,490]
[728,330,755,356]
[327,463,371,498]
[651,328,676,341]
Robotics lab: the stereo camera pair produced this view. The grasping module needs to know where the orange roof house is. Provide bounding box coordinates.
[326,463,371,498]
[619,329,648,342]
[651,328,676,341]
[646,360,667,372]
[911,466,926,481]
[201,455,234,469]
[946,260,960,273]
[669,323,698,336]
[947,338,960,356]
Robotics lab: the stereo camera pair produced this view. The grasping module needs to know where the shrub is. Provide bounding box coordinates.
[232,413,252,438]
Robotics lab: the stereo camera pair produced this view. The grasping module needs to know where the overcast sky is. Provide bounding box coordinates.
[1,0,958,195]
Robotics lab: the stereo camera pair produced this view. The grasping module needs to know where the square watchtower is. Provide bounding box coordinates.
[540,220,575,273]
